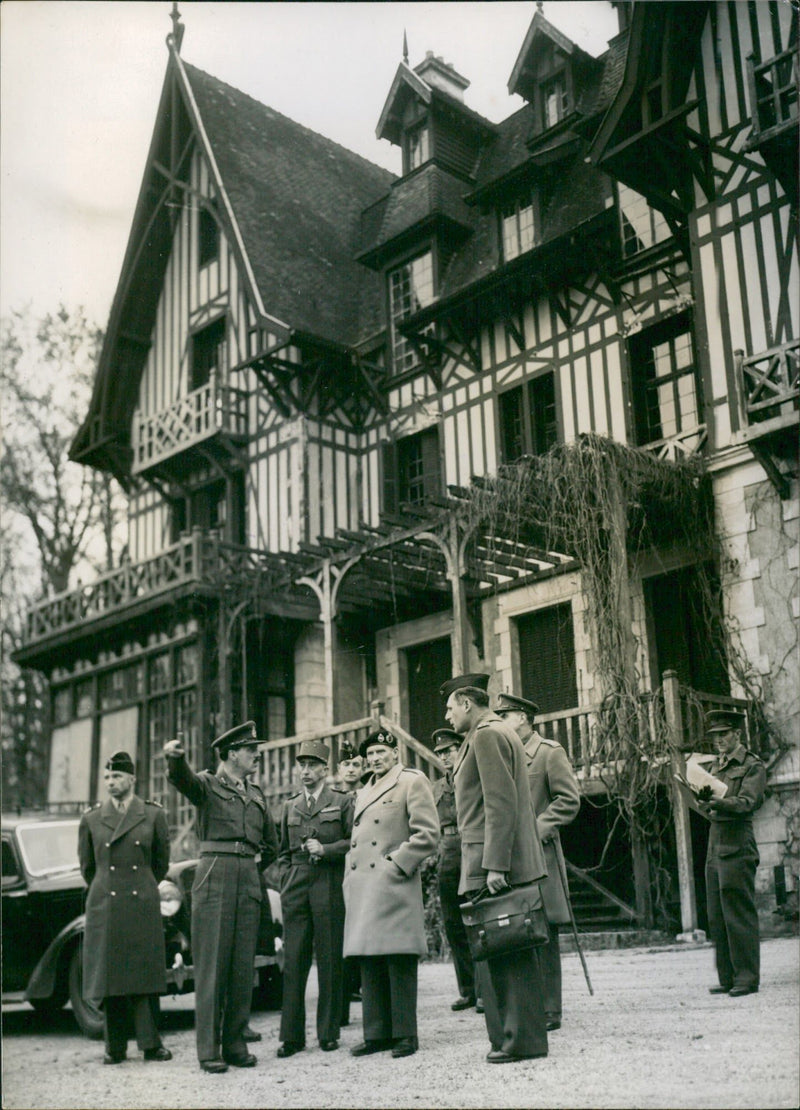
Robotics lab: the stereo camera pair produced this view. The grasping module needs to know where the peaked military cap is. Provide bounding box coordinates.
[338,742,361,761]
[211,720,259,751]
[106,750,135,775]
[439,673,490,698]
[705,709,746,734]
[297,739,330,764]
[359,729,397,759]
[495,692,540,718]
[431,727,463,753]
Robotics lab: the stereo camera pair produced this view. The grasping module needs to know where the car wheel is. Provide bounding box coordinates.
[68,947,104,1039]
[251,963,283,1011]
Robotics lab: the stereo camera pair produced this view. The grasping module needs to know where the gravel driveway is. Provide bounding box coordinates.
[2,938,798,1109]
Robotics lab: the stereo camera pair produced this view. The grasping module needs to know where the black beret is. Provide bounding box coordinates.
[211,721,259,751]
[431,728,463,753]
[439,673,490,698]
[338,742,361,761]
[495,693,540,717]
[359,729,397,759]
[106,750,135,775]
[705,709,746,734]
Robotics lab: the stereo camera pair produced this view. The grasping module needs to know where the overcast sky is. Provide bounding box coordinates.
[0,1,618,327]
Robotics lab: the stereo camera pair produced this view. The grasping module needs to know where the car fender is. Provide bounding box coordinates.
[25,915,85,1001]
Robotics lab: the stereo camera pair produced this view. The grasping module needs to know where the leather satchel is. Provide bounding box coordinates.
[460,881,549,962]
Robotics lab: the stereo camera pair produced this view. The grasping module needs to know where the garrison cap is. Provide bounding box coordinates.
[338,742,361,761]
[211,721,259,752]
[705,709,746,734]
[439,673,490,698]
[431,728,463,753]
[359,729,397,759]
[297,739,330,764]
[106,750,135,775]
[495,693,540,718]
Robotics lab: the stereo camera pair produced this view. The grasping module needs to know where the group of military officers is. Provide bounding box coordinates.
[78,676,765,1070]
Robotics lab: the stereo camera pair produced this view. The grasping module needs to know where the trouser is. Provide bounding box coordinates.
[359,954,419,1041]
[477,947,548,1058]
[705,847,760,990]
[104,994,161,1057]
[438,865,475,1000]
[279,865,345,1044]
[536,919,563,1019]
[191,855,261,1063]
[340,957,361,1025]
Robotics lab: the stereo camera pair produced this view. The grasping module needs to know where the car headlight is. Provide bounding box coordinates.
[158,879,183,917]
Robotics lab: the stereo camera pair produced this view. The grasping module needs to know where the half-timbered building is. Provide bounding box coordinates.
[15,2,798,932]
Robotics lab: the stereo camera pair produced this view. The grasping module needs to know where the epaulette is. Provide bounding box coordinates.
[145,799,163,807]
[85,802,101,813]
[400,766,426,776]
[539,737,560,748]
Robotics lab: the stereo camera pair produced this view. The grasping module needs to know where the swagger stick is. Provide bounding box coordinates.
[555,848,593,995]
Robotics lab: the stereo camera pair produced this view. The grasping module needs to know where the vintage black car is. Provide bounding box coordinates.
[1,812,282,1038]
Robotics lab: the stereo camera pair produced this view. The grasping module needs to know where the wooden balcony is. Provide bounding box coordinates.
[734,339,799,496]
[132,376,248,478]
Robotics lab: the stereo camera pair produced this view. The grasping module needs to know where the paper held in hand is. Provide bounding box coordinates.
[674,753,728,799]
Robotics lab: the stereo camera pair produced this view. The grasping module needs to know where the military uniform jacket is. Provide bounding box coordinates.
[166,755,278,866]
[278,784,354,890]
[524,731,581,923]
[453,713,548,895]
[343,762,439,957]
[706,744,766,857]
[78,795,169,1000]
[432,772,462,875]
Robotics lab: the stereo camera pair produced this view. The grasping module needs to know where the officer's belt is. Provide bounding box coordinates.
[200,840,257,857]
[440,826,459,837]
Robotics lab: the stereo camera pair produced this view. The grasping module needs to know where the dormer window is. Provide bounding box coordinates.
[501,196,536,262]
[388,251,434,374]
[407,124,430,172]
[542,72,568,128]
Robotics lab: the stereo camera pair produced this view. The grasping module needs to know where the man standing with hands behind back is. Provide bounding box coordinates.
[443,674,549,1064]
[494,693,580,1032]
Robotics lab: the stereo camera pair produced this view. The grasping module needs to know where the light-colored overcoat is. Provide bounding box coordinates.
[524,732,581,923]
[78,796,169,1000]
[343,762,438,957]
[453,713,547,895]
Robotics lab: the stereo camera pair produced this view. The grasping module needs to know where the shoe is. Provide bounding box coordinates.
[350,1039,393,1057]
[276,1042,305,1058]
[223,1052,257,1067]
[200,1059,228,1073]
[143,1046,172,1061]
[451,996,476,1011]
[243,1026,262,1043]
[475,999,485,1014]
[103,1053,126,1065]
[546,1018,561,1032]
[391,1037,418,1058]
[708,985,731,994]
[729,985,758,996]
[319,1040,339,1052]
[486,1050,521,1063]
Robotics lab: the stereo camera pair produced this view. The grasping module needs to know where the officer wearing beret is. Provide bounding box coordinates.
[164,723,278,1072]
[443,674,549,1063]
[698,710,766,996]
[431,728,476,1011]
[494,693,580,1032]
[78,751,172,1065]
[344,729,439,1059]
[276,740,354,1057]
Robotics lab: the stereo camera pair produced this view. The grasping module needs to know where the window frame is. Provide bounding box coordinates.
[498,372,559,463]
[499,193,537,263]
[628,311,702,448]
[387,249,436,377]
[190,315,227,392]
[540,69,570,130]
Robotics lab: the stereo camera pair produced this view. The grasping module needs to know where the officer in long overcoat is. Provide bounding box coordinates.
[78,750,172,1064]
[430,728,476,1011]
[164,722,278,1073]
[697,709,766,996]
[443,674,549,1064]
[337,742,365,1027]
[343,729,438,1059]
[276,739,353,1057]
[495,693,580,1031]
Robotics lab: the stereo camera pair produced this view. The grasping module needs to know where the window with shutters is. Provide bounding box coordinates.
[382,427,441,513]
[499,373,558,462]
[629,312,700,447]
[516,603,577,713]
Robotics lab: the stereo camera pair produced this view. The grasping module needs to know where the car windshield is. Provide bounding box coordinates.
[16,821,81,877]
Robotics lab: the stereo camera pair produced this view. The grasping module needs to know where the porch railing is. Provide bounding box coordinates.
[735,339,800,434]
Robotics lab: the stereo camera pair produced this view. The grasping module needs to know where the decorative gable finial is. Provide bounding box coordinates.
[403,29,409,64]
[536,1,544,13]
[168,2,185,53]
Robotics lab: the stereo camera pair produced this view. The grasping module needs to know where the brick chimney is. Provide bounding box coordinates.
[414,51,470,102]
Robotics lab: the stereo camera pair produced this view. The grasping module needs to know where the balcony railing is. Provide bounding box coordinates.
[132,376,248,474]
[735,340,800,435]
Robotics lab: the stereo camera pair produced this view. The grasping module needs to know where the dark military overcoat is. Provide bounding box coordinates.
[524,731,580,923]
[78,796,170,1000]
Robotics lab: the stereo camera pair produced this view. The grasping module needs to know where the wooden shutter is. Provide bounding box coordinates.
[516,603,577,713]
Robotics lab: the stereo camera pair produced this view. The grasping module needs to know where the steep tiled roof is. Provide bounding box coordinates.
[358,165,474,261]
[184,64,395,347]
